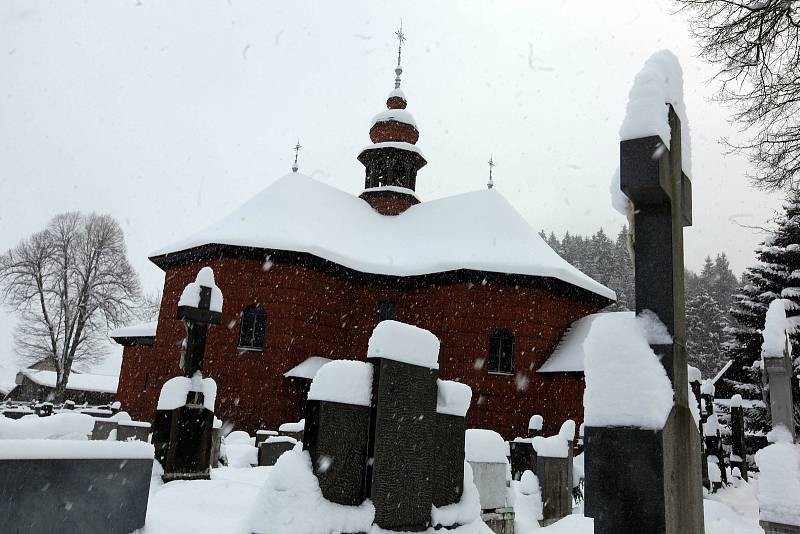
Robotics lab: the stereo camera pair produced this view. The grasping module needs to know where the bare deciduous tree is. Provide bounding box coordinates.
[676,0,800,190]
[0,212,141,401]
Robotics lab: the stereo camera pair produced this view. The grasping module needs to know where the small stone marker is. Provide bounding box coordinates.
[465,428,508,511]
[509,438,537,480]
[258,436,296,466]
[117,420,151,442]
[528,414,544,439]
[728,394,748,481]
[255,429,278,447]
[533,420,574,526]
[91,419,119,440]
[152,267,222,482]
[761,300,796,442]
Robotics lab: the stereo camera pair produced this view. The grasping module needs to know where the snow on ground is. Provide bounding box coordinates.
[135,460,766,534]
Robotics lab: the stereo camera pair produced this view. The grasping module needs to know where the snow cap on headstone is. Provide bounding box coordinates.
[308,360,373,407]
[436,379,472,417]
[687,365,702,383]
[528,415,544,431]
[367,320,440,369]
[762,299,791,358]
[178,266,223,312]
[464,429,507,464]
[612,49,692,216]
[701,378,715,396]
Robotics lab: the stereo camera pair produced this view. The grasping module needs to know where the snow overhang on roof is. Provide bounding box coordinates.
[110,320,158,347]
[283,356,333,380]
[539,312,634,373]
[17,369,118,394]
[150,174,616,303]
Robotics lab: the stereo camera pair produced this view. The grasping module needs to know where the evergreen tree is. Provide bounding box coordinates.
[685,289,730,377]
[719,191,800,437]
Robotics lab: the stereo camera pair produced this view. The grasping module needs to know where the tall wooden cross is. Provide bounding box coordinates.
[618,104,704,534]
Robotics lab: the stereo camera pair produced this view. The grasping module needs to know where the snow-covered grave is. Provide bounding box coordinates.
[249,319,487,533]
[0,412,154,533]
[532,420,576,526]
[153,266,222,482]
[761,299,796,443]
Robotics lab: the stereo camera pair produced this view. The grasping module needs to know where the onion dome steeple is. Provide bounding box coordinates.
[358,23,427,216]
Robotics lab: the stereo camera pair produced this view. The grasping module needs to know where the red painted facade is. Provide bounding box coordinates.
[117,255,600,439]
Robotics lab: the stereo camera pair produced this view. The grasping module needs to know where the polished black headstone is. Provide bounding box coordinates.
[433,412,466,510]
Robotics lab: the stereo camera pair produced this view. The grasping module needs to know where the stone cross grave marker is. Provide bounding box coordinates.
[152,267,221,482]
[586,105,704,534]
[621,105,704,532]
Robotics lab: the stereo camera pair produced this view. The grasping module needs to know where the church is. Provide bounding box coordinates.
[113,40,615,439]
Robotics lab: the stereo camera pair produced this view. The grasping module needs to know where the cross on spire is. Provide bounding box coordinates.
[394,21,405,89]
[487,155,495,189]
[292,140,302,173]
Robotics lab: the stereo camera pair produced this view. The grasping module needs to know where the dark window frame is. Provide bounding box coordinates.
[238,304,267,351]
[487,329,515,375]
[378,301,397,322]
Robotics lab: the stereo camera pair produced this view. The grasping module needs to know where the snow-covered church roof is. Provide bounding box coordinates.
[151,173,615,301]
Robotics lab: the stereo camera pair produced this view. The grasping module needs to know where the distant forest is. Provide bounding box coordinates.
[540,228,738,377]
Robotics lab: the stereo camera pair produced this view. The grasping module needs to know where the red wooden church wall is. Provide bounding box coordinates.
[117,258,596,439]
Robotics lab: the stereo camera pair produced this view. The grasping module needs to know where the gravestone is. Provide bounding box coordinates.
[528,414,543,439]
[432,380,471,510]
[152,267,221,482]
[91,419,118,440]
[258,437,296,466]
[117,420,151,442]
[762,300,796,442]
[367,329,439,531]
[534,421,575,526]
[509,439,537,480]
[729,395,748,481]
[585,105,704,534]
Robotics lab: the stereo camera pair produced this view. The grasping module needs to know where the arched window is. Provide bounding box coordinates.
[488,330,514,374]
[238,305,266,351]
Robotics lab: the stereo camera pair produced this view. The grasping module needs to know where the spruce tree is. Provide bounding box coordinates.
[685,288,729,377]
[720,191,800,437]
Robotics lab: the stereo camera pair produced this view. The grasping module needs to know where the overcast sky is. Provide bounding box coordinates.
[0,0,783,377]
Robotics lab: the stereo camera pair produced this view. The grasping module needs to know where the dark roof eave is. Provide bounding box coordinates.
[111,335,155,347]
[149,244,614,309]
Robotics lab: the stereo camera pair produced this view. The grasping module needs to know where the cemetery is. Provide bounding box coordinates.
[2,5,800,534]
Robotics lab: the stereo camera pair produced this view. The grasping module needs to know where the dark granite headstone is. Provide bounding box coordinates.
[0,457,152,534]
[433,412,466,509]
[91,419,118,440]
[303,398,371,506]
[258,439,296,467]
[729,403,748,481]
[368,357,438,532]
[509,440,537,480]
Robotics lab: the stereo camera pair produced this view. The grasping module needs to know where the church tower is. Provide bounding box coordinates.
[358,24,427,216]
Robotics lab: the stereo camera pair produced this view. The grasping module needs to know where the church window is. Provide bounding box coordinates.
[238,305,266,351]
[378,301,396,322]
[487,330,514,374]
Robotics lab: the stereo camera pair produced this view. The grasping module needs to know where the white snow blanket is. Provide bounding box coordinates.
[178,266,223,312]
[612,49,692,215]
[583,312,673,429]
[0,412,95,440]
[157,373,217,411]
[152,173,614,301]
[308,360,372,406]
[367,320,440,369]
[755,431,800,526]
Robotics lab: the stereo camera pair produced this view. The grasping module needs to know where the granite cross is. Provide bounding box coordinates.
[177,284,221,380]
[618,104,704,533]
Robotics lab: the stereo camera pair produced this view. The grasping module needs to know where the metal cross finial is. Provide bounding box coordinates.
[487,155,495,189]
[394,21,405,89]
[292,140,302,173]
